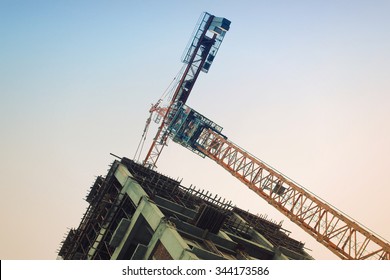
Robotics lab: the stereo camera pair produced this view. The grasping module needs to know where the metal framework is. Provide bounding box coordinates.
[122,158,309,256]
[143,12,230,169]
[59,157,310,259]
[135,11,390,260]
[194,128,390,260]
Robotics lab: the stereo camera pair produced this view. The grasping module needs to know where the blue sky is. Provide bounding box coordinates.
[1,0,389,260]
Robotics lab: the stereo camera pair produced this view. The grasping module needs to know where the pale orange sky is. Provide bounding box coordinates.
[1,0,389,260]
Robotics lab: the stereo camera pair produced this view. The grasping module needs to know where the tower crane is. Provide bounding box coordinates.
[137,12,390,260]
[139,12,231,169]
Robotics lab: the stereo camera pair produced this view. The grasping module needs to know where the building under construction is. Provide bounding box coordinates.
[58,157,313,260]
[58,12,390,260]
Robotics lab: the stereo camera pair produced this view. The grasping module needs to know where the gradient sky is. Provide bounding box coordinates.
[1,0,389,260]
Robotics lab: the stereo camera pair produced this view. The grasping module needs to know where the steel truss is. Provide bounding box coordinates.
[195,128,390,260]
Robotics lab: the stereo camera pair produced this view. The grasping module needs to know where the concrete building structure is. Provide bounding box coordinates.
[58,157,313,260]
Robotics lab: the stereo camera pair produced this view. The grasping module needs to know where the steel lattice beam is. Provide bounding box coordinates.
[143,13,217,169]
[195,128,390,260]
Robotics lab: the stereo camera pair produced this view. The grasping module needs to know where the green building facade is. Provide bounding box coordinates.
[58,158,313,260]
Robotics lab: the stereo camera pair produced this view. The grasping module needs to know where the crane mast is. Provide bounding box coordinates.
[142,12,231,169]
[138,12,390,259]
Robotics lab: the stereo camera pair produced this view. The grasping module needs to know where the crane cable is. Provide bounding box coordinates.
[134,113,152,162]
[133,66,185,162]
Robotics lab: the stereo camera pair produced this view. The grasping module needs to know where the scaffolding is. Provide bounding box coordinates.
[58,157,310,260]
